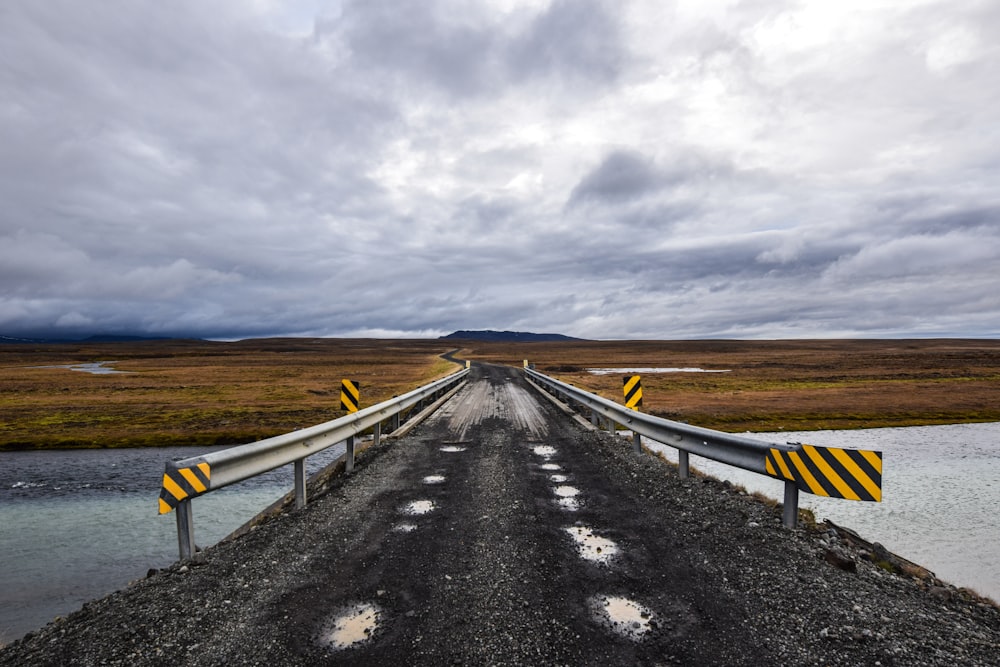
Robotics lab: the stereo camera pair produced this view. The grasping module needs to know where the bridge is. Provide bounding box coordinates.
[2,363,998,666]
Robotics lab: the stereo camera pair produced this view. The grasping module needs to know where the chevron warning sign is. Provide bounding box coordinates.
[765,444,882,502]
[341,379,360,413]
[158,461,211,514]
[623,375,643,409]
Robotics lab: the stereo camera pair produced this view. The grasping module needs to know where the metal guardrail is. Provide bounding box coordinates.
[524,367,882,528]
[159,368,469,559]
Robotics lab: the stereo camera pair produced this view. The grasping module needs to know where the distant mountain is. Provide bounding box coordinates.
[439,330,583,342]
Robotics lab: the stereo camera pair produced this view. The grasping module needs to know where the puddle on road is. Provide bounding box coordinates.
[402,500,435,515]
[591,595,654,641]
[540,463,562,471]
[553,485,581,511]
[423,475,446,484]
[320,602,382,650]
[565,527,619,564]
[533,445,558,458]
[440,446,466,453]
[550,474,568,483]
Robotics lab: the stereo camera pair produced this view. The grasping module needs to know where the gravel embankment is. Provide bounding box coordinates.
[2,365,998,665]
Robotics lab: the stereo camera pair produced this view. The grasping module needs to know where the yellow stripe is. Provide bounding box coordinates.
[197,462,210,480]
[774,451,794,480]
[804,445,859,501]
[765,457,776,476]
[831,448,882,501]
[159,498,172,515]
[861,449,883,474]
[180,467,207,494]
[787,451,825,495]
[162,474,187,502]
[624,376,640,393]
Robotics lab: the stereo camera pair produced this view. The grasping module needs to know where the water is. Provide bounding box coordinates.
[644,422,1000,602]
[0,443,346,644]
[3,424,998,644]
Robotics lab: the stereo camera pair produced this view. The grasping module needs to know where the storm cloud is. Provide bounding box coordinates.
[2,0,998,340]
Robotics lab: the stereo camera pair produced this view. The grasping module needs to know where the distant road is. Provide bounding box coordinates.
[3,365,998,665]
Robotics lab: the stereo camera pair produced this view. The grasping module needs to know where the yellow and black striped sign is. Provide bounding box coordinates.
[765,444,882,502]
[623,375,643,409]
[341,379,360,413]
[158,461,211,514]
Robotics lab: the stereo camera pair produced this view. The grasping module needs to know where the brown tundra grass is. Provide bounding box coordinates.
[3,337,999,449]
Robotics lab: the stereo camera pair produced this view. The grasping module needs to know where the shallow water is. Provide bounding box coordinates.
[0,443,346,644]
[644,422,1000,602]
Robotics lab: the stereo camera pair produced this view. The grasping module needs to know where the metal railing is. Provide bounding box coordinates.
[524,367,882,528]
[159,368,469,559]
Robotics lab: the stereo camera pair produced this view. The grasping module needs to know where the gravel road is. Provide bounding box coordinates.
[3,364,998,665]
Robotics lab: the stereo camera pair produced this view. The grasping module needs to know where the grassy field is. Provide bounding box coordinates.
[2,337,999,449]
[0,338,460,449]
[458,338,1000,431]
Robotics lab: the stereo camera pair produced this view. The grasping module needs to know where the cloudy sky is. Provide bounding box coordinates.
[2,0,999,340]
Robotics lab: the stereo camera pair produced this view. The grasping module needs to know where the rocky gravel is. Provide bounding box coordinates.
[2,364,998,666]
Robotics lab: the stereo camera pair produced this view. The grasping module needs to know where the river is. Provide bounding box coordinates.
[645,421,1000,605]
[2,423,998,645]
[0,443,346,645]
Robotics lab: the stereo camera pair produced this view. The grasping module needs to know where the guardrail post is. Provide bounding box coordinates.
[632,430,642,454]
[176,499,195,561]
[294,459,307,509]
[345,435,356,474]
[783,480,799,528]
[373,421,381,448]
[590,410,599,426]
[678,450,690,478]
[391,410,401,432]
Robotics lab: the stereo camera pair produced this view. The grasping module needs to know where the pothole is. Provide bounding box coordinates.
[533,445,558,458]
[550,474,568,483]
[393,523,417,532]
[565,526,619,564]
[402,500,435,515]
[591,595,654,641]
[423,475,446,484]
[540,463,562,471]
[319,602,382,650]
[440,446,466,453]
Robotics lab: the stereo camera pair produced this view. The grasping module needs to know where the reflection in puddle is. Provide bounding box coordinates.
[440,446,466,453]
[320,603,381,650]
[550,474,568,483]
[402,500,435,515]
[558,497,580,511]
[423,475,446,484]
[540,463,561,471]
[393,523,417,532]
[553,485,581,511]
[591,595,654,640]
[33,362,132,375]
[533,446,557,458]
[566,527,619,564]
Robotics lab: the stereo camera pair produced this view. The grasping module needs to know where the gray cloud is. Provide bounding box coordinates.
[2,0,999,340]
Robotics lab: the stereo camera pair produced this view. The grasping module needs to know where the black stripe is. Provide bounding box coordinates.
[845,449,882,488]
[814,447,870,500]
[796,448,839,497]
[189,463,210,490]
[165,469,199,500]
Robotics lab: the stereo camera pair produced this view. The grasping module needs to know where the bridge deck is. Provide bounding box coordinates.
[3,365,998,665]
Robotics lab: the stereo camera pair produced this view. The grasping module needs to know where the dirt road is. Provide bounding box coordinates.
[3,364,998,665]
